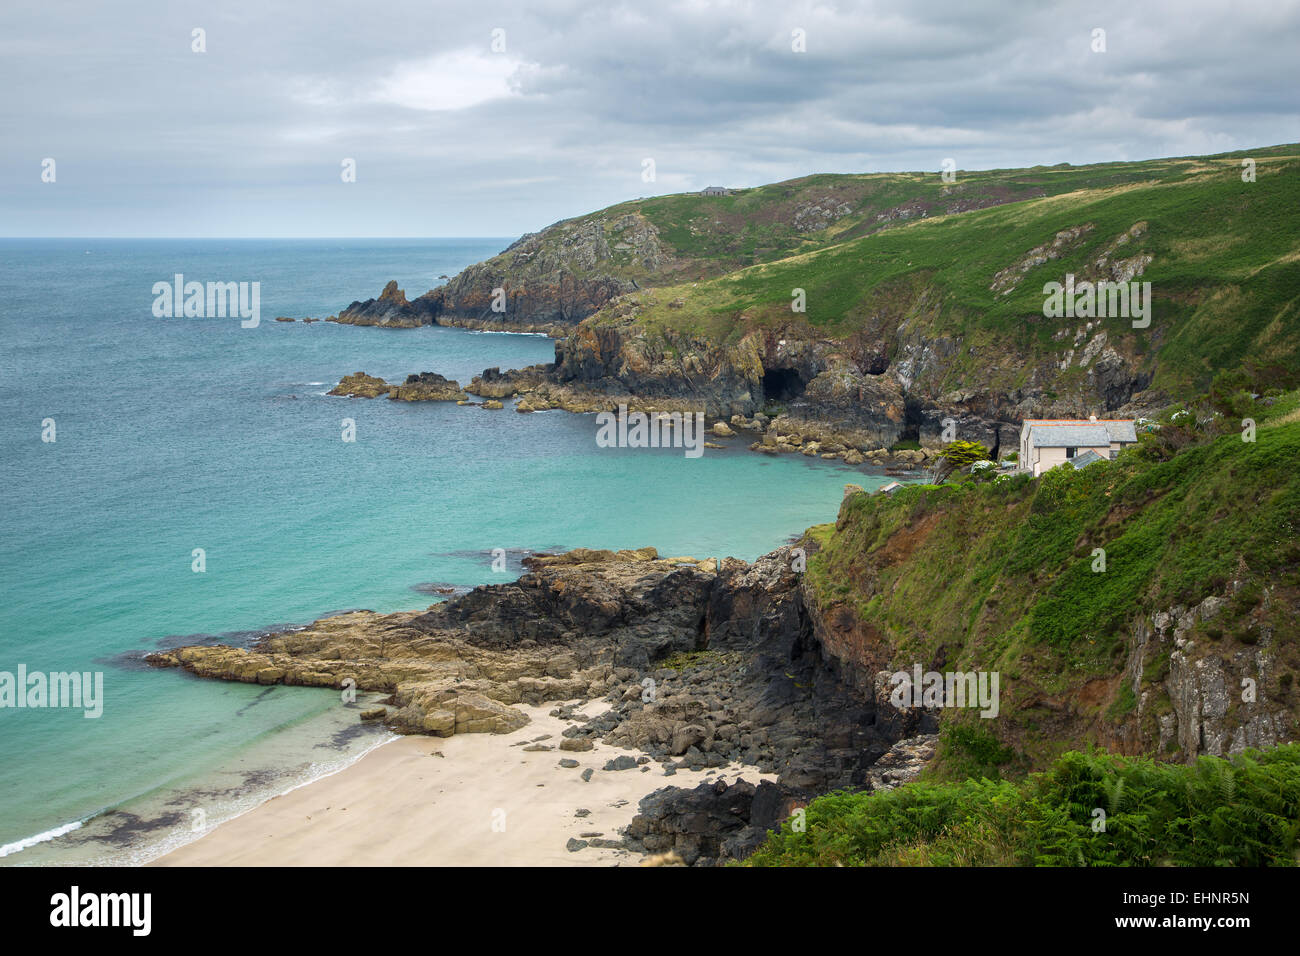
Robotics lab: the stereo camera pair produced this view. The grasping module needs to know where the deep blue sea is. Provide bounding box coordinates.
[0,238,898,864]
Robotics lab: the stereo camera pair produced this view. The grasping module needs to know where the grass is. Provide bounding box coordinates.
[466,145,1300,413]
[742,745,1300,866]
[802,387,1300,770]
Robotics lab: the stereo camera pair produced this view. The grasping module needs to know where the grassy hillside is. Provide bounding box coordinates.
[466,143,1297,293]
[803,383,1300,773]
[743,745,1300,866]
[603,148,1299,398]
[740,384,1300,867]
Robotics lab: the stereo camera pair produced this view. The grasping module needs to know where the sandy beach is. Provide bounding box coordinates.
[152,703,773,866]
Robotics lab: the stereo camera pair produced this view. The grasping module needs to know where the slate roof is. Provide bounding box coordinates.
[1069,450,1105,469]
[1028,424,1112,447]
[1025,419,1137,446]
[1100,420,1138,442]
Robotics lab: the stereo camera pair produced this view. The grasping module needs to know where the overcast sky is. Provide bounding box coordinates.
[3,0,1296,237]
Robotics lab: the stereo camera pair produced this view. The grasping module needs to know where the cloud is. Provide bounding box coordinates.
[0,0,1296,236]
[371,49,530,112]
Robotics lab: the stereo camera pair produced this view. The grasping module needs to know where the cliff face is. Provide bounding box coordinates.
[438,213,670,328]
[327,149,1298,455]
[331,212,676,333]
[802,404,1300,774]
[536,300,1151,455]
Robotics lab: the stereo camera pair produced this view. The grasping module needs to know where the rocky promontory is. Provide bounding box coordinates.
[147,540,934,862]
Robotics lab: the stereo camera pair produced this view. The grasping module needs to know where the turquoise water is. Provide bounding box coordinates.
[0,239,899,864]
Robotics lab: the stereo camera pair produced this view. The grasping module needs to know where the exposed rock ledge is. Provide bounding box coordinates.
[146,544,925,807]
[328,370,467,402]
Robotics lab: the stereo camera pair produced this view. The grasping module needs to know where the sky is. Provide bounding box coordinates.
[2,0,1297,237]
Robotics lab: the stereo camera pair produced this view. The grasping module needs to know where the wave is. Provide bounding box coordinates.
[0,818,84,859]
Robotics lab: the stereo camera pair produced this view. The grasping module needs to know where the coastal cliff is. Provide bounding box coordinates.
[327,147,1300,461]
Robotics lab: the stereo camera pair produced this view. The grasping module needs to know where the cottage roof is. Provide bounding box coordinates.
[1025,419,1137,445]
[1069,449,1105,469]
[1027,423,1112,447]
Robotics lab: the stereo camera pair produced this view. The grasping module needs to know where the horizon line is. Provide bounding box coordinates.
[0,235,519,241]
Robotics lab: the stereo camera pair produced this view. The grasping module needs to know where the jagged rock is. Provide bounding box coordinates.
[329,372,391,398]
[867,734,938,790]
[388,372,467,402]
[624,778,808,865]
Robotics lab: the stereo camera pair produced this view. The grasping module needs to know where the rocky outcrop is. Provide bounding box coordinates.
[147,543,911,842]
[435,214,667,329]
[435,289,1147,461]
[387,372,467,402]
[1123,593,1294,761]
[866,734,940,791]
[624,778,808,866]
[329,372,392,398]
[328,370,468,401]
[329,214,673,334]
[332,280,439,329]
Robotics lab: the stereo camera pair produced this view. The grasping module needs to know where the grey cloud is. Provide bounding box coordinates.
[1,0,1296,236]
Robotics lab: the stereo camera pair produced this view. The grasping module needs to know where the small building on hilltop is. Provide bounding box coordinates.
[701,186,729,196]
[1018,416,1138,477]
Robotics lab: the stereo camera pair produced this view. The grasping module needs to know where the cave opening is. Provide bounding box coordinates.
[762,367,806,402]
[862,354,890,375]
[900,397,923,442]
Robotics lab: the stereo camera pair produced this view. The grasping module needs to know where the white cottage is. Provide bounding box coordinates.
[1018,417,1138,477]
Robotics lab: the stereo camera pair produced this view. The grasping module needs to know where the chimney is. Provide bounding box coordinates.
[1089,414,1097,422]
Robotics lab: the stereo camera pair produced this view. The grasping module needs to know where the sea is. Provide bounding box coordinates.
[0,238,900,864]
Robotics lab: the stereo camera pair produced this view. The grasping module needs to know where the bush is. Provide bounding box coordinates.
[742,745,1300,866]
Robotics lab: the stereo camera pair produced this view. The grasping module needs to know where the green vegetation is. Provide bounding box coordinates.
[574,146,1300,396]
[743,745,1300,866]
[936,439,992,479]
[805,385,1300,769]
